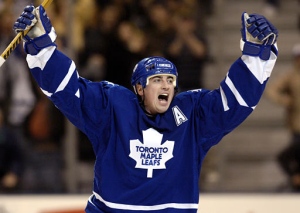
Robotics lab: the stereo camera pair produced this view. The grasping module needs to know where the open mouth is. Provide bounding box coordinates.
[158,94,169,102]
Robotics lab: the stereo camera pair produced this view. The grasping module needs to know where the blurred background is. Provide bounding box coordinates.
[0,0,299,199]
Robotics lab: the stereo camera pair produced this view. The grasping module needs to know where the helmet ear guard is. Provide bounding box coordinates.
[131,56,178,94]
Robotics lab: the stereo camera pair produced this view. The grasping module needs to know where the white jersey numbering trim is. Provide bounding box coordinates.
[89,191,199,211]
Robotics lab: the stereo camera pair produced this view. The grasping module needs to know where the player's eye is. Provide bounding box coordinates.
[152,77,161,83]
[167,78,174,84]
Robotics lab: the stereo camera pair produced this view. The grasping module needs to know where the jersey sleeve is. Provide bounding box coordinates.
[26,46,112,134]
[198,50,277,149]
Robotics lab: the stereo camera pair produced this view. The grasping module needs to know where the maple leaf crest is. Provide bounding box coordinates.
[129,128,174,178]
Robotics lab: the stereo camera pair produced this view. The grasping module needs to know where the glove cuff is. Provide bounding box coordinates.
[24,27,57,55]
[240,39,277,60]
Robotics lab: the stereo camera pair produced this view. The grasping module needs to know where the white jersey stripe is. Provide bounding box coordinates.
[91,191,198,211]
[241,52,277,84]
[27,46,56,70]
[220,86,229,111]
[55,61,76,93]
[225,75,248,107]
[41,88,53,97]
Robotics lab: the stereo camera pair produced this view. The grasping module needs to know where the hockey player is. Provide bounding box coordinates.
[13,5,278,213]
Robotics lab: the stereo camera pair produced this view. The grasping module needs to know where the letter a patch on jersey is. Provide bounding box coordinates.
[172,106,188,126]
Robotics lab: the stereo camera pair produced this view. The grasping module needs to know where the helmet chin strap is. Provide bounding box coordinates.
[133,85,138,94]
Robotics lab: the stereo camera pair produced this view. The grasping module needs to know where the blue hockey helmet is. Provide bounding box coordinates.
[131,56,178,93]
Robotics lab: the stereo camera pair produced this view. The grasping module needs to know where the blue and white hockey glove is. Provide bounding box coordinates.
[13,5,56,55]
[240,12,278,60]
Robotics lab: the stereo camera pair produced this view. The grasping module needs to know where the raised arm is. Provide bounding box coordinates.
[13,5,112,134]
[222,12,278,109]
[198,12,278,145]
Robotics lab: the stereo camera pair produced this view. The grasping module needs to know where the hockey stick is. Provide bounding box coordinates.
[0,0,53,67]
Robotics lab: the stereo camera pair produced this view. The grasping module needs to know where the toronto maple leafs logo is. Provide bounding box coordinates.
[129,128,174,178]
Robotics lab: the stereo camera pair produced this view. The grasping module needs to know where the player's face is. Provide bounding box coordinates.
[137,75,175,115]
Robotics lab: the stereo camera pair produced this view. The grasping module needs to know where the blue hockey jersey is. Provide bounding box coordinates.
[26,46,277,212]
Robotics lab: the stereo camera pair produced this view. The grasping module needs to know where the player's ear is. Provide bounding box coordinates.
[136,84,144,96]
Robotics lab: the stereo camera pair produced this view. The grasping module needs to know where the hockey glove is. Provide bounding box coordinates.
[240,12,278,60]
[13,5,56,55]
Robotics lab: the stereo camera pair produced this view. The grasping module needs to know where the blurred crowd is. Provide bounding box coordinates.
[266,44,300,192]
